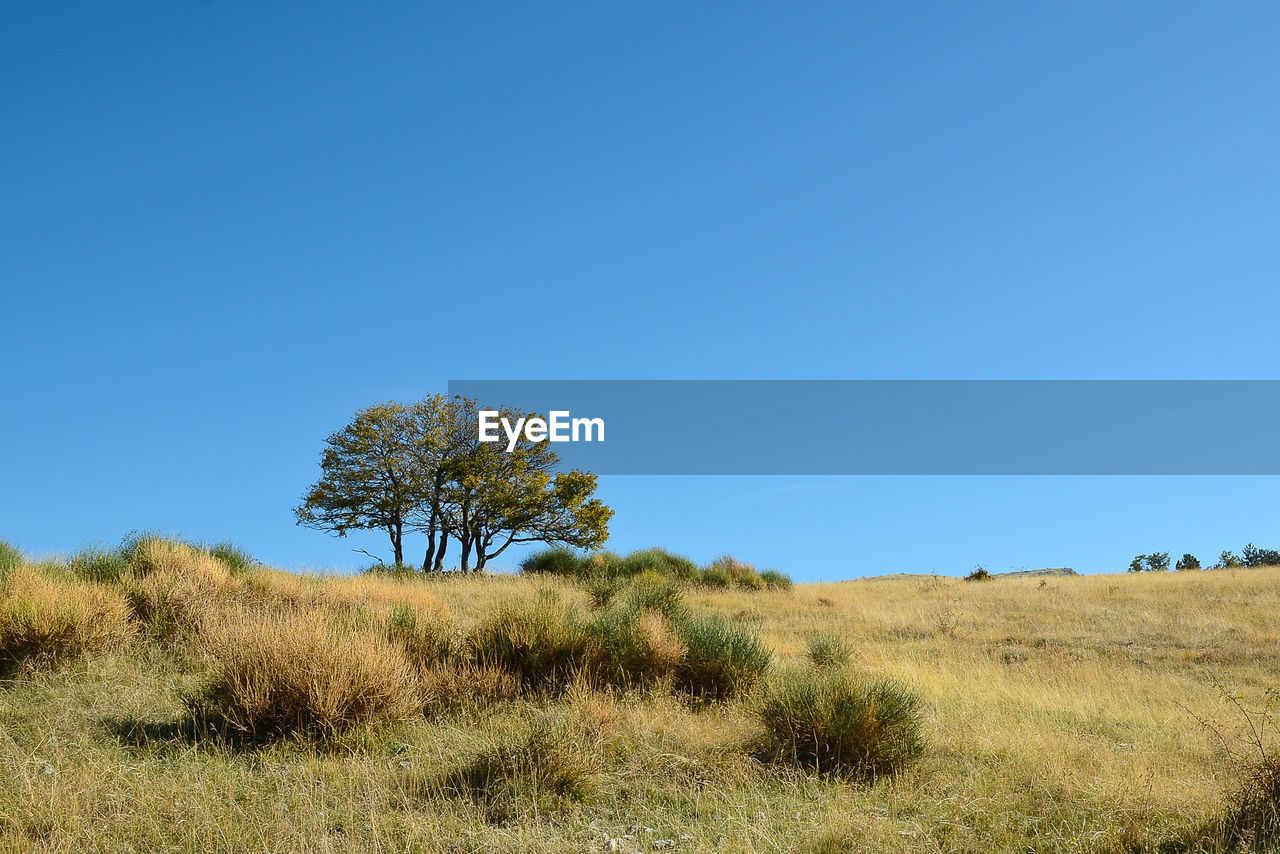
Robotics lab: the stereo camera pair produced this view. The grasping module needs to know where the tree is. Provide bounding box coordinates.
[1241,543,1280,567]
[1128,555,1147,573]
[1146,552,1170,572]
[1175,553,1201,571]
[296,396,612,571]
[1216,550,1243,569]
[440,401,611,571]
[294,403,420,566]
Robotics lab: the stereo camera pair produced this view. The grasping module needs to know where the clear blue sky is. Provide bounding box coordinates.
[3,3,1278,579]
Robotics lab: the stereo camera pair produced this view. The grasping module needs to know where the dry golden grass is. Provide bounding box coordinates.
[0,569,133,673]
[1,559,1278,852]
[193,606,422,738]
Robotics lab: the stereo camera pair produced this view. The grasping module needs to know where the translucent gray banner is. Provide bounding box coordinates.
[445,380,1280,474]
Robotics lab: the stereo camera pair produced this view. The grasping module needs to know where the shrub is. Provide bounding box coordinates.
[1216,550,1244,569]
[964,566,990,582]
[615,547,698,580]
[1175,553,1201,571]
[467,594,592,692]
[68,546,129,585]
[755,668,925,779]
[698,564,731,588]
[1128,553,1170,572]
[588,607,686,689]
[582,572,624,608]
[192,607,420,738]
[759,569,793,591]
[706,556,764,590]
[444,713,599,821]
[0,570,133,675]
[673,614,771,700]
[620,570,685,618]
[1219,754,1280,847]
[0,539,22,577]
[807,633,854,669]
[519,547,585,577]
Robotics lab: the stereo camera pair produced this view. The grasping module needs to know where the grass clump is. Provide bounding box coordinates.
[755,668,924,779]
[192,607,420,739]
[384,603,454,672]
[467,593,592,692]
[68,546,130,584]
[205,541,257,573]
[121,540,238,641]
[806,633,854,668]
[759,568,793,590]
[0,569,133,675]
[0,539,22,577]
[588,607,686,690]
[444,712,599,821]
[419,663,519,715]
[673,613,771,701]
[1218,753,1280,849]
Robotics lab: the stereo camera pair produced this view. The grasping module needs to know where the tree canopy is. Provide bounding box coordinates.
[295,395,611,571]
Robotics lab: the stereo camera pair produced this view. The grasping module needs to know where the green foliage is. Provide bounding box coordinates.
[673,614,771,701]
[518,547,585,576]
[619,570,685,619]
[964,566,990,582]
[806,633,854,669]
[0,539,22,577]
[205,541,257,573]
[698,564,731,588]
[68,546,130,584]
[704,556,764,589]
[1217,550,1244,569]
[444,713,598,821]
[586,605,685,689]
[755,668,925,779]
[466,593,592,691]
[614,547,698,580]
[1175,553,1201,571]
[1129,553,1170,572]
[759,568,793,591]
[1242,543,1280,568]
[582,572,624,608]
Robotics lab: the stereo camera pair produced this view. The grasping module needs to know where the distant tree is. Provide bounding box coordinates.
[1215,549,1243,569]
[441,402,611,571]
[1175,553,1201,571]
[1145,552,1171,572]
[1128,555,1147,573]
[1241,543,1280,567]
[964,566,990,582]
[297,396,612,571]
[294,402,420,566]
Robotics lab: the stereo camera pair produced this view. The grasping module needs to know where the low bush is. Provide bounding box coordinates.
[1219,753,1280,848]
[673,614,771,700]
[759,568,793,591]
[444,713,599,821]
[467,593,593,692]
[0,569,133,675]
[755,668,925,779]
[807,633,854,668]
[588,606,686,689]
[582,572,624,608]
[518,547,585,577]
[698,564,731,588]
[964,566,990,582]
[620,570,685,618]
[704,556,764,590]
[192,607,420,738]
[614,547,698,580]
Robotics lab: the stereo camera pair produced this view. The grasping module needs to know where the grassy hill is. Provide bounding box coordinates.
[1,540,1277,853]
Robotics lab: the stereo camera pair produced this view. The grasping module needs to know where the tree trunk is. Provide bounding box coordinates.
[434,535,449,572]
[390,519,404,566]
[421,513,438,572]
